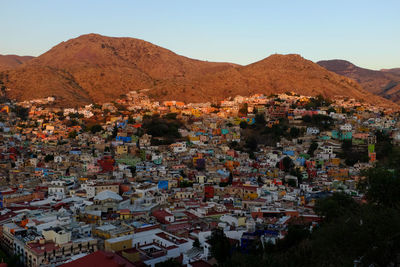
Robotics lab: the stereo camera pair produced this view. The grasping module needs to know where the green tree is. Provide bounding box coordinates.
[361,167,400,208]
[255,113,266,126]
[90,124,103,134]
[164,113,177,120]
[314,192,359,222]
[239,121,248,129]
[282,156,294,172]
[44,154,54,163]
[193,238,201,248]
[307,141,318,157]
[13,105,29,120]
[208,228,231,265]
[68,130,78,139]
[289,127,300,138]
[245,136,258,151]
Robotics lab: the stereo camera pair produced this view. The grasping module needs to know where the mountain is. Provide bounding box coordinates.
[0,55,34,71]
[381,68,400,76]
[317,60,400,104]
[0,34,236,106]
[148,54,384,105]
[0,34,393,107]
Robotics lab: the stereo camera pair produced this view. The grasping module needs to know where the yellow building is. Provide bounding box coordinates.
[116,145,129,155]
[238,217,247,227]
[42,228,71,245]
[175,191,194,199]
[122,249,141,262]
[105,236,133,252]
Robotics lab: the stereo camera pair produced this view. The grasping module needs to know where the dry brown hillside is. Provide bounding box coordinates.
[0,34,394,107]
[318,60,400,104]
[0,55,34,71]
[150,54,391,106]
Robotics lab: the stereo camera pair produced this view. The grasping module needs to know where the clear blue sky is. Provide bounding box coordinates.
[1,0,399,70]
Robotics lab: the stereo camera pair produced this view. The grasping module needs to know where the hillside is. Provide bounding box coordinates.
[318,60,400,104]
[0,34,394,107]
[382,68,400,76]
[149,54,390,106]
[0,54,34,71]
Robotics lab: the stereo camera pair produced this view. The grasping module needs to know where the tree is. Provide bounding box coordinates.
[193,238,201,248]
[128,116,135,124]
[228,172,233,185]
[92,103,102,109]
[341,139,352,151]
[164,113,177,120]
[307,141,318,157]
[361,167,400,208]
[255,113,266,126]
[245,136,258,151]
[208,228,231,265]
[327,107,336,114]
[238,103,248,116]
[289,127,300,138]
[314,192,359,222]
[90,124,103,134]
[68,130,78,139]
[44,154,54,163]
[211,163,400,267]
[66,119,79,127]
[282,156,294,172]
[13,105,29,120]
[142,115,182,144]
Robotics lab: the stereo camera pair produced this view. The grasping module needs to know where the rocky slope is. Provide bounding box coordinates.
[318,60,400,104]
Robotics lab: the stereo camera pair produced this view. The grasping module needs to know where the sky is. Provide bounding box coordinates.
[1,0,399,70]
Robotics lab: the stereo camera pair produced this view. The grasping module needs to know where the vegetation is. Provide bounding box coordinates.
[142,114,183,145]
[207,158,400,266]
[179,180,193,188]
[90,124,103,134]
[289,127,300,139]
[208,228,232,265]
[302,114,334,130]
[238,103,248,116]
[239,121,248,129]
[44,154,54,162]
[375,130,394,160]
[68,130,78,139]
[193,238,201,248]
[339,139,369,166]
[0,248,23,267]
[304,94,332,109]
[12,105,29,120]
[307,141,318,157]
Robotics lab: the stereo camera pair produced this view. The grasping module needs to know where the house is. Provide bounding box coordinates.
[306,127,320,135]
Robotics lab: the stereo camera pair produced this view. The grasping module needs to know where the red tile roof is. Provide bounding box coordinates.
[60,250,136,267]
[191,260,213,267]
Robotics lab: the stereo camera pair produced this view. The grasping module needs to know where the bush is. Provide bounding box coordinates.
[90,124,103,134]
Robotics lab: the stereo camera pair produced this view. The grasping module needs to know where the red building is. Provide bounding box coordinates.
[204,186,215,199]
[98,156,115,172]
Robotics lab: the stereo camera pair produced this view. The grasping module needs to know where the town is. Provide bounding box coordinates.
[0,91,399,267]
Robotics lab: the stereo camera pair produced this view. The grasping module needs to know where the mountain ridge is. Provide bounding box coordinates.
[0,54,35,71]
[318,59,400,104]
[0,34,395,107]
